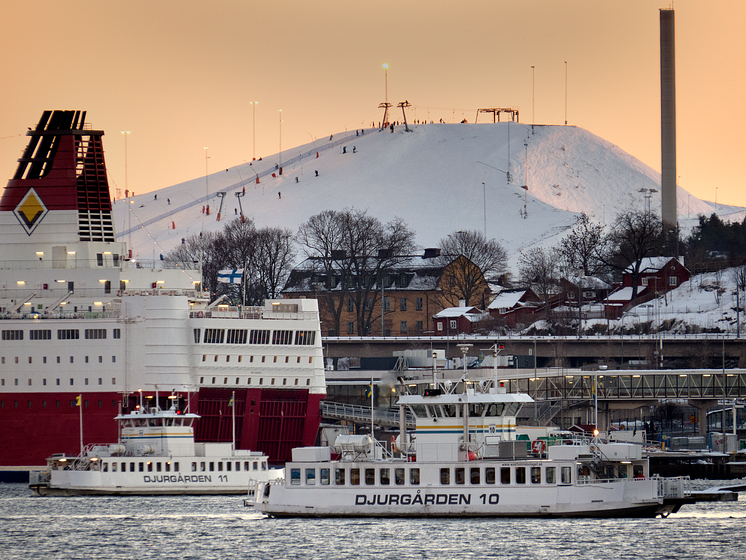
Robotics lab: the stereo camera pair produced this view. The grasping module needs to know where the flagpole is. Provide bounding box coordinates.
[231,390,236,453]
[370,376,374,440]
[78,394,83,455]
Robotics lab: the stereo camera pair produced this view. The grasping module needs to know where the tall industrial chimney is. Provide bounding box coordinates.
[660,9,677,228]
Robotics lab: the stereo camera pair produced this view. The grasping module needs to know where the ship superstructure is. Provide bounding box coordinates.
[0,111,325,467]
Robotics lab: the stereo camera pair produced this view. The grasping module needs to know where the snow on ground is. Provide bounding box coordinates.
[113,122,742,270]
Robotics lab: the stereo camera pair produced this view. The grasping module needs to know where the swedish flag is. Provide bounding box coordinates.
[228,395,234,407]
[75,395,81,407]
[364,385,372,399]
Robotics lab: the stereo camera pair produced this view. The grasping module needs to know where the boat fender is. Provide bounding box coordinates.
[391,435,398,453]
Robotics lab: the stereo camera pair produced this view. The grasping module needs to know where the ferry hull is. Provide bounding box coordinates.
[258,481,677,518]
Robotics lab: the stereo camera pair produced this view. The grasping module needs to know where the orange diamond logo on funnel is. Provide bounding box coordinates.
[13,188,48,235]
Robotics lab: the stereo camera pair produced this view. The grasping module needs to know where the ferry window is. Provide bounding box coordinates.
[380,468,390,485]
[305,468,316,485]
[112,356,116,363]
[235,462,240,471]
[193,329,200,343]
[165,462,170,472]
[561,466,572,485]
[226,462,231,472]
[218,462,223,471]
[395,468,405,485]
[98,377,102,384]
[290,468,301,485]
[546,467,556,484]
[272,330,293,345]
[365,468,375,485]
[455,467,465,485]
[410,468,420,485]
[306,379,311,386]
[440,468,450,485]
[335,468,346,485]
[350,468,360,485]
[531,467,541,484]
[320,468,330,485]
[103,462,108,472]
[470,467,481,485]
[56,378,60,385]
[131,463,136,472]
[633,465,644,479]
[485,467,496,484]
[209,462,214,472]
[157,462,162,472]
[515,467,526,484]
[200,462,206,472]
[192,462,197,472]
[500,467,511,484]
[147,463,153,472]
[244,462,250,471]
[111,462,117,473]
[97,253,103,266]
[139,463,144,472]
[111,377,116,385]
[113,329,121,339]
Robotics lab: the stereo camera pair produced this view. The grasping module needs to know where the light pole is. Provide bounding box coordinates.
[121,131,130,250]
[250,101,258,160]
[564,61,568,125]
[482,182,486,238]
[531,65,535,127]
[278,109,282,173]
[383,63,389,105]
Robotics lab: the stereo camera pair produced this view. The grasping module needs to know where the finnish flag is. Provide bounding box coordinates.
[218,269,244,284]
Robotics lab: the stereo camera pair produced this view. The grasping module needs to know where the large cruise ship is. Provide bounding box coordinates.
[0,111,326,468]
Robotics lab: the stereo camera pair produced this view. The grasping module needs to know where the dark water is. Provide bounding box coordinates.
[1,482,744,559]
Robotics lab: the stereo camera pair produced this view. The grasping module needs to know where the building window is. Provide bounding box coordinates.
[400,298,407,311]
[347,299,354,312]
[400,321,407,334]
[450,320,457,329]
[416,320,423,332]
[416,297,423,311]
[669,276,678,287]
[347,322,354,334]
[383,297,390,311]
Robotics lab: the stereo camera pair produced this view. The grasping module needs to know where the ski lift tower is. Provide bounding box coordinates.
[215,192,227,221]
[397,100,412,132]
[235,191,245,222]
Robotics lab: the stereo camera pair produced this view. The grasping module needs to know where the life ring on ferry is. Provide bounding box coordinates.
[531,440,546,454]
[391,435,399,453]
[197,311,204,318]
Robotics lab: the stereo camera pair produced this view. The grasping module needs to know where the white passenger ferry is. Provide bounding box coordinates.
[30,393,281,496]
[252,375,692,517]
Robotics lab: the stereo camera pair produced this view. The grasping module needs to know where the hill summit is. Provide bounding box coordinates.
[114,123,739,266]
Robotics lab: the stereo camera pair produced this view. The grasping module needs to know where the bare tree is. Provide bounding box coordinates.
[518,247,559,321]
[254,227,295,299]
[558,213,605,277]
[437,230,505,307]
[597,210,663,300]
[165,230,226,298]
[296,208,416,335]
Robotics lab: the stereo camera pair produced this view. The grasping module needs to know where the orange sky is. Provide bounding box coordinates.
[1,1,745,211]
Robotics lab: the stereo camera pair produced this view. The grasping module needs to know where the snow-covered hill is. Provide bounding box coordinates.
[114,123,744,267]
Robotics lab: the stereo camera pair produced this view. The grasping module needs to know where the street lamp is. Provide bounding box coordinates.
[383,63,389,105]
[278,109,282,174]
[564,61,568,125]
[121,131,131,249]
[531,65,535,128]
[250,101,258,160]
